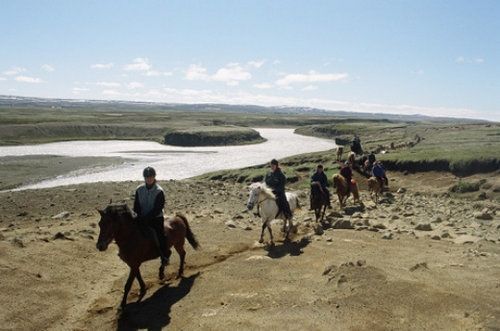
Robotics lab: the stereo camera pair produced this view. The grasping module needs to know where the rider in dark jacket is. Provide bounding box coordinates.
[311,164,331,207]
[265,159,292,219]
[133,166,169,266]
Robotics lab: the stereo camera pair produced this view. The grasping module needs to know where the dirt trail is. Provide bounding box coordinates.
[0,173,499,330]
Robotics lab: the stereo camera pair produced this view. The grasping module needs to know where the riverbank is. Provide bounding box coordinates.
[0,155,124,190]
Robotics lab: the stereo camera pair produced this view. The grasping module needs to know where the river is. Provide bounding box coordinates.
[0,128,336,189]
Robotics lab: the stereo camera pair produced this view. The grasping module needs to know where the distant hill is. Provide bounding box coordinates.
[0,95,486,123]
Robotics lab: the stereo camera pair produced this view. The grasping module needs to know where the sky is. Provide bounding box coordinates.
[0,0,499,121]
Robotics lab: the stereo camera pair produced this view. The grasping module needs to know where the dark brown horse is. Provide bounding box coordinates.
[310,182,328,222]
[96,203,199,308]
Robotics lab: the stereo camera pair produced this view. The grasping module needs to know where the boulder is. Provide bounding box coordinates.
[331,219,354,230]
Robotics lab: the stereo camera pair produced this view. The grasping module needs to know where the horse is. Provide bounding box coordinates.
[367,176,383,203]
[310,182,328,222]
[246,183,300,246]
[336,146,344,162]
[332,174,360,208]
[347,151,356,167]
[96,203,199,308]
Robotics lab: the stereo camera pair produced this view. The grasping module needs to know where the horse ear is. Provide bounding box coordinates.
[109,198,113,204]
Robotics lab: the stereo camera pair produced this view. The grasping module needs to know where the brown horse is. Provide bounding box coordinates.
[310,182,328,222]
[96,203,199,308]
[332,174,360,208]
[367,176,383,203]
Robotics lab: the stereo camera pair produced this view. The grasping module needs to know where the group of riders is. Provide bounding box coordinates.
[133,134,388,266]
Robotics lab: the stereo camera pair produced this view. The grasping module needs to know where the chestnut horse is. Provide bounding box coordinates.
[96,203,199,308]
[332,174,360,208]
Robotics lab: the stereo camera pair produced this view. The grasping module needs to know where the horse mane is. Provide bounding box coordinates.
[104,203,134,218]
[250,182,275,199]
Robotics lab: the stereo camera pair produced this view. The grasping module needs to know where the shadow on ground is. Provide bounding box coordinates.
[266,236,311,259]
[116,272,200,331]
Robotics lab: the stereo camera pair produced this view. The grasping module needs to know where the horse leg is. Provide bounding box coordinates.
[158,249,172,280]
[259,221,267,244]
[285,218,293,241]
[267,224,274,246]
[320,205,327,222]
[175,243,186,279]
[121,268,137,308]
[136,269,147,302]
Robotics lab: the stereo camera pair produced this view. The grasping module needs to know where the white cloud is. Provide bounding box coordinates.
[96,81,121,88]
[302,85,318,91]
[247,60,265,68]
[276,70,348,86]
[144,70,172,77]
[185,64,209,81]
[272,59,281,65]
[126,82,144,89]
[102,89,121,96]
[185,63,251,86]
[455,56,484,64]
[41,64,55,72]
[0,77,6,81]
[123,58,151,71]
[212,63,251,85]
[90,62,114,69]
[72,87,89,94]
[3,66,26,76]
[15,76,43,83]
[253,83,273,89]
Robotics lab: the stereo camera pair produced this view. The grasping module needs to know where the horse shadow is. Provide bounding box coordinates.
[266,236,311,259]
[116,272,200,331]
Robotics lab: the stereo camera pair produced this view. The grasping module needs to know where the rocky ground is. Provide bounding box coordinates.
[0,171,499,330]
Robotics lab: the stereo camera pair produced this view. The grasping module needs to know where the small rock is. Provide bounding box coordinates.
[17,211,28,217]
[373,223,387,230]
[53,232,74,241]
[338,275,348,285]
[415,223,432,231]
[431,235,441,240]
[403,211,415,217]
[409,262,428,271]
[453,235,481,245]
[326,237,333,242]
[245,255,271,261]
[356,259,366,267]
[474,211,493,220]
[12,237,25,248]
[397,188,407,194]
[214,209,224,214]
[225,221,237,228]
[52,211,70,219]
[314,225,324,235]
[382,232,393,240]
[332,219,354,229]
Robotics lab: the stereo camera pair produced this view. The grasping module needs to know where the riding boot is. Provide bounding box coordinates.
[149,227,169,266]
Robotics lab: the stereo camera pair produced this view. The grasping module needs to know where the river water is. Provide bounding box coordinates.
[0,128,336,189]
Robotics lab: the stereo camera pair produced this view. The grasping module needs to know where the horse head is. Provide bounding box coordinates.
[96,203,131,251]
[246,183,262,210]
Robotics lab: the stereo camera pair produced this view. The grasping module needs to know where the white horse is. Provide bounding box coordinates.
[246,183,300,246]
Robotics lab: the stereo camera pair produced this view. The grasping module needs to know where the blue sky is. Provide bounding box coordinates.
[0,0,499,120]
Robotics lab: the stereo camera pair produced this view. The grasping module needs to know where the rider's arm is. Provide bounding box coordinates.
[133,190,141,215]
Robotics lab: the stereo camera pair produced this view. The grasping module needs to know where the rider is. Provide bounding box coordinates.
[265,159,293,219]
[133,166,169,266]
[311,164,331,208]
[372,161,388,188]
[340,161,354,194]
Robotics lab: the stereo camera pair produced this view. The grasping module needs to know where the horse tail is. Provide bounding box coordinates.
[176,213,200,250]
[332,174,338,188]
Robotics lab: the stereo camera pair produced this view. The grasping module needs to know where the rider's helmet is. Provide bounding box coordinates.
[143,166,156,178]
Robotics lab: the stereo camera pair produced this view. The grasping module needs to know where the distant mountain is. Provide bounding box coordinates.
[0,95,486,123]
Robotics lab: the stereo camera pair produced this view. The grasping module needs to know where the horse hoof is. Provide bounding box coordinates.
[258,238,264,244]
